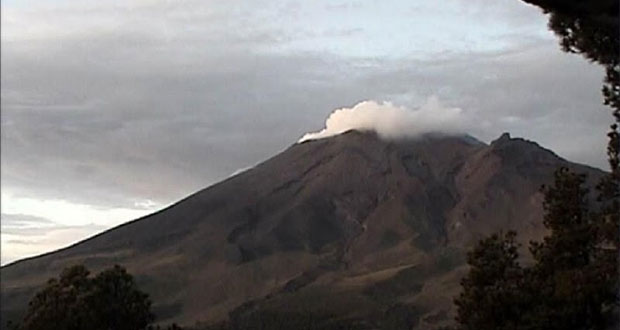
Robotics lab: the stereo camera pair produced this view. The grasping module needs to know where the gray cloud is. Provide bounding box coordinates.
[2,213,56,228]
[0,1,612,236]
[1,213,109,264]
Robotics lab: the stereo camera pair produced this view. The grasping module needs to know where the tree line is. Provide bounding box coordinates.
[452,0,619,329]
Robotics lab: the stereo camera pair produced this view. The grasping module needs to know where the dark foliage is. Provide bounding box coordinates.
[522,0,620,208]
[15,265,155,330]
[531,169,593,272]
[522,0,619,116]
[521,0,620,212]
[453,167,619,330]
[454,231,525,330]
[526,168,616,330]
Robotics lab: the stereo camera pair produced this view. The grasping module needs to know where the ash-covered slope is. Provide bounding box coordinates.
[0,131,604,329]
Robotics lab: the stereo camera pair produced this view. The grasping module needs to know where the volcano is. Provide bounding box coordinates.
[0,131,605,329]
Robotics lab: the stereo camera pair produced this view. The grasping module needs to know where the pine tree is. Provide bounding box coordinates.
[453,166,618,330]
[454,231,525,330]
[527,168,607,330]
[520,0,619,115]
[594,123,620,326]
[453,1,620,328]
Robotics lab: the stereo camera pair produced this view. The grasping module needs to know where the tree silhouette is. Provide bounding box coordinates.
[453,231,525,330]
[521,0,619,115]
[526,168,614,330]
[453,167,618,330]
[17,264,154,330]
[516,1,619,327]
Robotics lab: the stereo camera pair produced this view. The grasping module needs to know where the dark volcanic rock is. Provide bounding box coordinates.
[0,130,605,329]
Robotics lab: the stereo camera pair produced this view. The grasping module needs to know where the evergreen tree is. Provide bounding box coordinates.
[530,168,593,272]
[527,168,610,330]
[453,167,618,330]
[594,123,620,325]
[521,0,619,115]
[517,1,620,327]
[454,231,525,330]
[453,2,620,328]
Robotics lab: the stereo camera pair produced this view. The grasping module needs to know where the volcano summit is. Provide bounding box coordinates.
[0,131,604,329]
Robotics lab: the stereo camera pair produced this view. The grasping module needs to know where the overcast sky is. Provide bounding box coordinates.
[1,0,612,265]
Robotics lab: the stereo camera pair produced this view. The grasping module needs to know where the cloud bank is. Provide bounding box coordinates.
[299,96,466,142]
[1,0,610,264]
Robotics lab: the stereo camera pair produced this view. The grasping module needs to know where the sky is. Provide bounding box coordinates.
[0,0,613,265]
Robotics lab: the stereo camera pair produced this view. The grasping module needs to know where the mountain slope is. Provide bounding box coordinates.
[0,131,605,329]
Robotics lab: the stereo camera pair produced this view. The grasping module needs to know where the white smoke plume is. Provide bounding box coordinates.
[299,96,467,143]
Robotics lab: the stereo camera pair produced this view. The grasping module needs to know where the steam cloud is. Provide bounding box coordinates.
[299,96,467,142]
